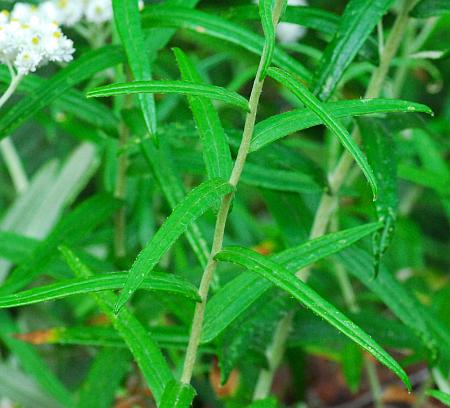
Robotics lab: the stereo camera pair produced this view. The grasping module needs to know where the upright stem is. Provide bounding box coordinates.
[253,0,414,399]
[0,73,29,194]
[181,0,285,385]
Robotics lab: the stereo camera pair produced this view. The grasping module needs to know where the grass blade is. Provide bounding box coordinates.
[88,80,249,111]
[60,246,173,405]
[0,46,125,140]
[202,222,381,342]
[115,178,234,312]
[113,0,156,136]
[313,0,394,100]
[215,246,411,390]
[268,67,378,198]
[173,48,232,180]
[251,98,432,152]
[0,272,200,308]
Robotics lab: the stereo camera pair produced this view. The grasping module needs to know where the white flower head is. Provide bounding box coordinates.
[14,48,42,74]
[51,0,84,27]
[276,0,308,44]
[0,9,75,76]
[85,0,113,24]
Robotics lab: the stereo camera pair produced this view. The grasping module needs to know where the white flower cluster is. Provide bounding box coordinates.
[11,0,114,27]
[0,9,74,75]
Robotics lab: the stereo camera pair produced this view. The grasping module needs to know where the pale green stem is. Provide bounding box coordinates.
[431,368,450,394]
[366,358,384,408]
[181,1,285,385]
[253,0,415,400]
[0,73,29,194]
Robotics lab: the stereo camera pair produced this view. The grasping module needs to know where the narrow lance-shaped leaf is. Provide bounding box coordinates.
[268,67,378,198]
[215,246,411,390]
[259,0,277,77]
[0,272,200,309]
[115,178,234,312]
[76,348,131,408]
[139,138,209,268]
[60,246,173,405]
[0,66,118,130]
[140,5,311,81]
[173,48,232,180]
[426,390,450,406]
[359,117,398,276]
[411,0,450,18]
[313,0,394,101]
[160,380,196,408]
[0,194,121,295]
[112,0,157,137]
[202,222,381,342]
[250,98,432,152]
[87,80,249,111]
[0,45,125,140]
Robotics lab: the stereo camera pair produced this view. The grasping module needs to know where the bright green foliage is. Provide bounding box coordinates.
[0,0,448,406]
[313,0,394,100]
[173,48,233,180]
[215,246,411,391]
[268,67,378,198]
[426,390,450,406]
[88,80,249,111]
[115,178,233,312]
[112,0,157,136]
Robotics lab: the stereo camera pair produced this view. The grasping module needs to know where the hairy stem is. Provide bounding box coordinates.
[253,0,414,399]
[0,73,29,193]
[181,0,285,385]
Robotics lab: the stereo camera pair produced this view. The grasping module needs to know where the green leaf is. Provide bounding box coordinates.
[250,98,432,152]
[259,0,278,77]
[173,48,232,180]
[313,0,394,100]
[76,348,131,408]
[0,66,118,130]
[336,247,441,362]
[140,138,209,268]
[87,80,249,111]
[113,0,156,136]
[141,5,311,81]
[0,46,125,140]
[160,380,196,408]
[0,272,200,309]
[359,118,398,276]
[202,222,381,342]
[242,163,322,194]
[115,178,234,312]
[268,67,378,198]
[411,0,450,18]
[0,194,121,294]
[60,246,173,405]
[426,390,450,406]
[215,246,411,390]
[342,342,363,393]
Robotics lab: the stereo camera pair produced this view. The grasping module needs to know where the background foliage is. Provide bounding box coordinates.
[0,0,449,407]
